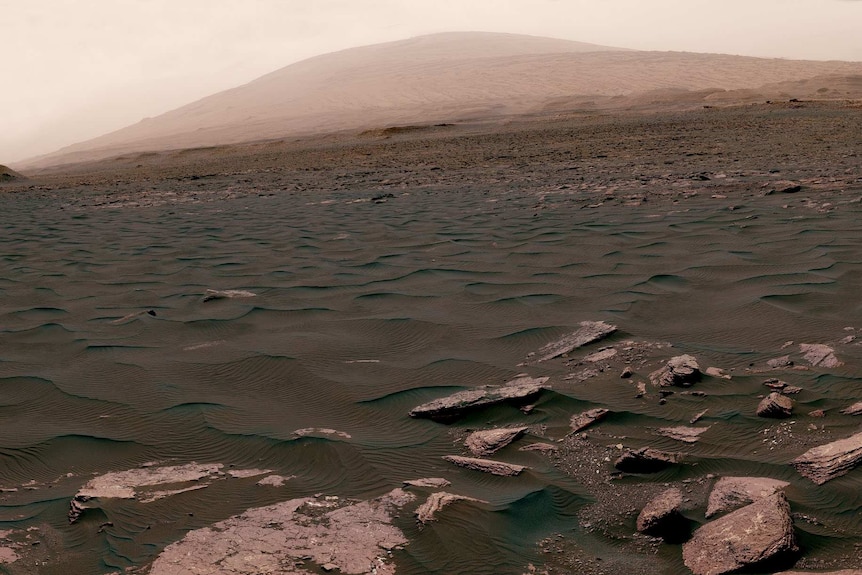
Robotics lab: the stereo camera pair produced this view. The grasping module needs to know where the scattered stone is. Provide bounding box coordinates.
[533,321,617,362]
[840,401,862,416]
[403,478,451,489]
[783,385,802,394]
[409,376,548,421]
[569,408,609,434]
[704,367,731,379]
[110,309,158,324]
[650,355,701,387]
[658,426,709,443]
[840,335,857,345]
[294,428,352,440]
[792,431,862,484]
[706,477,790,518]
[620,366,634,379]
[808,409,826,418]
[757,392,794,418]
[519,442,559,453]
[682,493,797,575]
[415,492,484,524]
[257,475,292,487]
[148,489,414,575]
[443,455,526,477]
[614,448,679,473]
[767,355,793,369]
[70,463,223,523]
[465,427,527,456]
[634,381,647,398]
[764,378,787,391]
[583,347,617,363]
[202,289,257,302]
[690,409,709,424]
[799,343,841,368]
[636,488,686,540]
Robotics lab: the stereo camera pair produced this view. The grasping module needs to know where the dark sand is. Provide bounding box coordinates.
[1,100,861,573]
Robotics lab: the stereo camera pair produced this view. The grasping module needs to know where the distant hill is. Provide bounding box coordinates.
[25,32,862,168]
[0,164,25,181]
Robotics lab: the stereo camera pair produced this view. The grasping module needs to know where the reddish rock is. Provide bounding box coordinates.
[465,427,527,456]
[636,488,687,540]
[792,431,862,484]
[443,455,526,476]
[756,392,793,418]
[614,447,679,473]
[706,476,790,518]
[569,408,609,433]
[650,355,701,387]
[532,321,617,362]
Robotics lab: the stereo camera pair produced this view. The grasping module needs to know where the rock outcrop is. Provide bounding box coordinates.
[465,427,527,456]
[650,355,701,387]
[682,493,797,575]
[614,448,679,473]
[532,321,617,362]
[792,431,862,484]
[409,376,548,421]
[756,392,794,418]
[443,455,526,476]
[569,408,609,433]
[799,343,841,368]
[705,476,790,518]
[415,492,484,524]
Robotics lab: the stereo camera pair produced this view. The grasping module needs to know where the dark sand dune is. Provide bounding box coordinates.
[23,32,862,169]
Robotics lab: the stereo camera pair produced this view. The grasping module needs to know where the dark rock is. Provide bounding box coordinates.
[706,476,790,518]
[756,392,794,418]
[650,355,701,387]
[620,366,634,379]
[408,376,548,421]
[569,408,609,433]
[636,488,688,541]
[792,431,862,484]
[532,321,617,362]
[442,455,526,476]
[682,493,797,575]
[614,447,679,473]
[465,427,527,456]
[840,401,862,416]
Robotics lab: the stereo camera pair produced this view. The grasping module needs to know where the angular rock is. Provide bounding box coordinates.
[415,492,484,524]
[840,401,862,416]
[465,427,527,456]
[409,376,548,421]
[799,343,841,368]
[767,355,793,369]
[148,489,414,575]
[614,447,679,473]
[519,442,559,453]
[443,455,526,476]
[706,476,790,518]
[583,347,617,363]
[690,409,709,424]
[202,288,257,302]
[658,426,709,444]
[403,477,451,489]
[257,475,292,487]
[705,367,731,379]
[636,488,686,540]
[792,431,862,484]
[650,355,701,387]
[533,321,617,362]
[756,392,794,418]
[569,408,609,434]
[682,493,797,575]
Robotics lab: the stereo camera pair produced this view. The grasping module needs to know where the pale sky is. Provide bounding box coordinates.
[3,0,861,164]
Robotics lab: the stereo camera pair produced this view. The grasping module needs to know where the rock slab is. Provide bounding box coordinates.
[650,355,701,387]
[465,427,527,456]
[636,488,684,538]
[409,376,548,421]
[533,321,617,362]
[682,493,797,575]
[443,455,526,476]
[658,426,709,443]
[569,408,609,433]
[706,476,790,518]
[792,431,862,484]
[415,492,483,524]
[756,392,794,418]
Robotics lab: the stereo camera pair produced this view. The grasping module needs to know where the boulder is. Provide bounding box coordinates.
[756,392,794,418]
[650,355,701,387]
[792,431,862,484]
[569,408,609,433]
[443,455,526,476]
[465,427,527,456]
[614,447,679,473]
[840,401,862,416]
[706,476,790,518]
[799,343,841,368]
[682,493,797,575]
[636,488,687,541]
[532,321,617,362]
[409,376,548,421]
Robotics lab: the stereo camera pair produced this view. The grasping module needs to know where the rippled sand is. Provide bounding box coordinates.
[1,101,861,574]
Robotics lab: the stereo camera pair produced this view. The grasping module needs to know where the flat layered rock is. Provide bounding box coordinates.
[706,476,790,518]
[443,455,526,476]
[409,376,548,421]
[658,426,709,443]
[767,355,793,369]
[650,355,701,387]
[792,431,862,484]
[403,478,451,489]
[840,401,862,416]
[799,343,841,368]
[202,288,257,302]
[149,489,414,575]
[415,492,484,524]
[636,488,685,539]
[757,392,794,418]
[465,427,527,456]
[533,321,617,362]
[682,493,797,575]
[614,447,679,473]
[519,442,559,453]
[569,408,609,433]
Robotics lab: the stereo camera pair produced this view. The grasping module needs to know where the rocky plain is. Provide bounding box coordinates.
[1,98,862,574]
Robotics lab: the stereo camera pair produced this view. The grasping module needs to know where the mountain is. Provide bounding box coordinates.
[26,32,862,168]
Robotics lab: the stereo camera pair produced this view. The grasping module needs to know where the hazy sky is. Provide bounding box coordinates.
[3,0,861,163]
